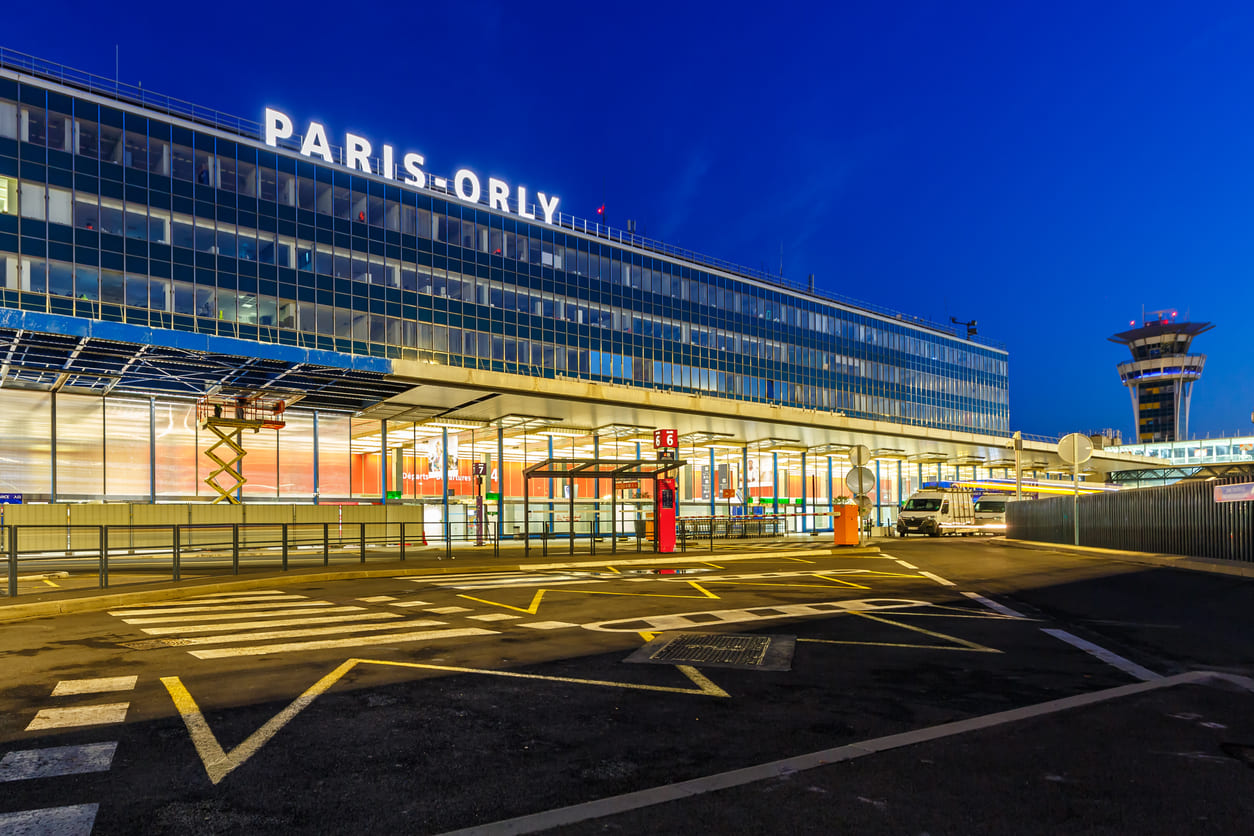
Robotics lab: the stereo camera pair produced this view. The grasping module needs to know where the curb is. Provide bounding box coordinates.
[0,546,881,623]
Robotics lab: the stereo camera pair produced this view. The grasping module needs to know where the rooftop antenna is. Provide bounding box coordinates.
[779,242,784,277]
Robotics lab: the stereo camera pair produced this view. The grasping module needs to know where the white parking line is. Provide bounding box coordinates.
[519,622,578,630]
[960,592,1027,619]
[109,600,324,617]
[51,676,138,696]
[1041,628,1162,681]
[0,804,98,835]
[895,560,918,569]
[164,619,451,646]
[26,704,130,731]
[917,571,956,587]
[0,743,118,781]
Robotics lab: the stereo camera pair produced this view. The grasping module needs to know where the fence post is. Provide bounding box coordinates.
[360,523,366,564]
[99,525,108,589]
[7,525,17,598]
[282,523,289,571]
[172,525,181,581]
[400,521,407,562]
[323,522,329,566]
[232,525,240,575]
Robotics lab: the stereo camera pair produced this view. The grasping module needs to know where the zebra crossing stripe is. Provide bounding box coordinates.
[51,676,137,696]
[406,572,526,583]
[137,612,403,635]
[26,703,130,731]
[188,627,498,659]
[0,804,98,834]
[118,593,305,608]
[109,600,326,617]
[164,619,451,646]
[441,578,606,590]
[0,743,118,781]
[119,605,360,624]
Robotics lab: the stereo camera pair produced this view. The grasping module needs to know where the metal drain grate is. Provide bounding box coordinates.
[624,632,795,671]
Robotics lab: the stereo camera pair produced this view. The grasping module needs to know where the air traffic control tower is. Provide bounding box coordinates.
[1110,310,1213,443]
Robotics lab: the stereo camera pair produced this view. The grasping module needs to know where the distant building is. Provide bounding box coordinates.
[1109,311,1213,443]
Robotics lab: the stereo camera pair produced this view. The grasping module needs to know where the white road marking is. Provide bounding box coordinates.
[583,599,930,632]
[895,560,918,569]
[961,592,1027,619]
[467,613,522,621]
[51,676,138,696]
[357,596,396,602]
[110,600,328,617]
[26,703,130,731]
[391,600,433,607]
[120,605,360,624]
[439,672,1244,836]
[115,594,304,608]
[0,743,118,781]
[138,612,403,635]
[436,577,605,590]
[425,606,473,614]
[187,627,498,659]
[917,571,956,587]
[162,619,451,646]
[519,621,578,630]
[406,572,527,583]
[1040,628,1162,681]
[0,804,98,835]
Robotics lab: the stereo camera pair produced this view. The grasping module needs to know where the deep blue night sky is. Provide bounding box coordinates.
[8,1,1254,439]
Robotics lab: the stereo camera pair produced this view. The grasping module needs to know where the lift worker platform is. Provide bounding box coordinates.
[196,394,287,504]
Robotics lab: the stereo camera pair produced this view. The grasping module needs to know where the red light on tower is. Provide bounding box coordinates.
[596,204,605,220]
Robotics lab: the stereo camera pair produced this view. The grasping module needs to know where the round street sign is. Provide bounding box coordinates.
[1058,433,1093,466]
[848,444,872,466]
[855,495,874,516]
[845,466,876,495]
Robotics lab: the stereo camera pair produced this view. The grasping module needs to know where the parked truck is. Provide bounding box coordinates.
[896,487,976,537]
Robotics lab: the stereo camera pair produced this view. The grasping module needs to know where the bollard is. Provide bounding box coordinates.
[99,525,108,588]
[322,522,329,566]
[360,523,366,564]
[400,521,407,562]
[282,523,289,571]
[8,526,17,598]
[232,525,240,574]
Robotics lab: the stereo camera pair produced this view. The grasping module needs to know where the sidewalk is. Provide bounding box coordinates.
[1001,537,1254,579]
[0,538,882,623]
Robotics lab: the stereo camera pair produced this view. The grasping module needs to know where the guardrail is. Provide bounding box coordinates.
[1006,475,1254,562]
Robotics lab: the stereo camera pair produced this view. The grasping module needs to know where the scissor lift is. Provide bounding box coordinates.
[196,394,287,504]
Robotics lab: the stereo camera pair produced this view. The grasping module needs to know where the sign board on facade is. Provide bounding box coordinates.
[0,493,22,504]
[1214,483,1254,503]
[722,488,736,499]
[472,462,487,476]
[263,109,561,225]
[653,429,678,449]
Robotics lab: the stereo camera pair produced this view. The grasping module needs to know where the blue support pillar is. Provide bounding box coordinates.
[548,435,555,535]
[441,427,450,545]
[800,451,807,532]
[497,424,505,542]
[594,435,601,540]
[742,446,750,517]
[380,420,388,505]
[875,458,882,527]
[772,451,779,525]
[827,455,834,530]
[709,446,716,517]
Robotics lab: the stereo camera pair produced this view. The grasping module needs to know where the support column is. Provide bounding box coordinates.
[897,459,903,519]
[548,435,555,535]
[742,446,750,518]
[709,446,716,518]
[800,451,807,533]
[875,458,882,527]
[497,425,505,542]
[441,427,449,545]
[149,396,156,503]
[826,455,834,528]
[594,435,601,540]
[772,451,779,528]
[50,392,57,503]
[380,420,388,504]
[312,410,320,505]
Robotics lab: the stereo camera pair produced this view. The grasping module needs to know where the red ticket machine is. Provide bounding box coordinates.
[656,478,677,553]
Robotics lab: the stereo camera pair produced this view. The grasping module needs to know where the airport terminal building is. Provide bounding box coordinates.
[0,47,1097,536]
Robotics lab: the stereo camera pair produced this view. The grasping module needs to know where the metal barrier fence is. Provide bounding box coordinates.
[1006,476,1254,563]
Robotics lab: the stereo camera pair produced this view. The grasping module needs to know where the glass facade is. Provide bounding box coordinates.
[0,60,1012,527]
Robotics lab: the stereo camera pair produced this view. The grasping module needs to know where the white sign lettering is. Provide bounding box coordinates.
[263,108,559,224]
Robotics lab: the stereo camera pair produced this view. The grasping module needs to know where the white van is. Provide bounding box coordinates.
[896,487,976,537]
[973,495,1019,532]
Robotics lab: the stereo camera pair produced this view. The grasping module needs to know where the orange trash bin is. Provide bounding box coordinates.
[833,506,860,546]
